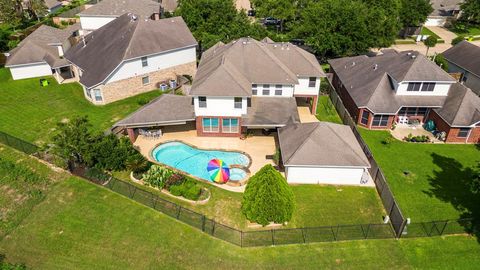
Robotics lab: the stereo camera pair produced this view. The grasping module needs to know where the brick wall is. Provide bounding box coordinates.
[195,116,242,137]
[427,110,480,143]
[98,61,196,104]
[331,68,361,122]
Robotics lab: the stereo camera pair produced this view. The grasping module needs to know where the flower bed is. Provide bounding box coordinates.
[131,165,210,203]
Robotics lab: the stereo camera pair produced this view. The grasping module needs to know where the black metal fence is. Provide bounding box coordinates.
[327,86,408,237]
[0,127,475,246]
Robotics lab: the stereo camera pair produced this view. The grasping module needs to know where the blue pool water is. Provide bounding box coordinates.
[152,141,250,182]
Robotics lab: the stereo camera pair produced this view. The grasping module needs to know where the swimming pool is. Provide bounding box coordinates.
[151,141,250,182]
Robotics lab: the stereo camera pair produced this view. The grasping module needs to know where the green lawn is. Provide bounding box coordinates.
[450,25,480,36]
[0,68,161,144]
[1,172,479,269]
[359,129,480,222]
[421,27,441,39]
[316,95,343,124]
[112,171,386,229]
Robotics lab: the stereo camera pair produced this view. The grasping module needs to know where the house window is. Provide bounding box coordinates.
[417,108,428,116]
[222,118,239,133]
[85,88,92,99]
[234,97,242,109]
[141,56,148,67]
[252,84,257,95]
[202,118,219,133]
[406,107,417,116]
[275,85,282,96]
[308,77,316,87]
[262,84,270,95]
[199,96,207,108]
[361,110,369,125]
[142,76,150,85]
[407,82,422,91]
[421,82,435,92]
[457,128,470,138]
[93,89,102,102]
[372,115,389,127]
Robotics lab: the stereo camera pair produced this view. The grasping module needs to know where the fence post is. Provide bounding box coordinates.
[202,215,206,232]
[176,205,182,219]
[271,229,275,246]
[211,220,216,236]
[439,220,449,235]
[240,231,243,247]
[301,228,306,244]
[363,224,370,239]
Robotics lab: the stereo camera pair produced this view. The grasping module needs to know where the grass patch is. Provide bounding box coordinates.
[112,171,385,229]
[421,27,441,39]
[0,145,68,239]
[358,129,480,222]
[395,39,416,45]
[1,174,479,269]
[450,25,480,36]
[0,68,161,144]
[315,95,343,124]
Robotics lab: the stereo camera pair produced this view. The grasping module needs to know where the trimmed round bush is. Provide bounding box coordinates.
[241,164,295,226]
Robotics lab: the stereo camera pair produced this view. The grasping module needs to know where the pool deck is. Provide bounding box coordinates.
[134,125,277,192]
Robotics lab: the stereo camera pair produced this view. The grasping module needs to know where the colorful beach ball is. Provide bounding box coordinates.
[207,159,230,184]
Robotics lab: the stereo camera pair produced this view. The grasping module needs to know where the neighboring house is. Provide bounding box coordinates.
[329,49,480,143]
[45,0,63,13]
[78,0,161,31]
[442,41,480,96]
[113,37,325,139]
[5,24,80,82]
[65,13,197,105]
[425,0,462,26]
[278,122,370,185]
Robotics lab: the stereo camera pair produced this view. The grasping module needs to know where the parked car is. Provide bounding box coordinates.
[263,17,280,26]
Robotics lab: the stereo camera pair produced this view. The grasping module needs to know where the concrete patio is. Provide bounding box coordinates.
[133,123,277,192]
[391,124,443,143]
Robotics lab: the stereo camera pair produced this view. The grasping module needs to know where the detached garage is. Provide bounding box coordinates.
[278,122,371,186]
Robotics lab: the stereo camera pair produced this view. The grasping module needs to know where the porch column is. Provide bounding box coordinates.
[311,95,318,115]
[127,128,137,143]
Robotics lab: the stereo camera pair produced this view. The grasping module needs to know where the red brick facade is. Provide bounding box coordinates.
[427,111,480,143]
[195,116,242,137]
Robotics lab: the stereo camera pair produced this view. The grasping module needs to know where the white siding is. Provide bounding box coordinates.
[396,81,453,96]
[252,84,294,97]
[79,16,116,30]
[194,96,247,117]
[285,166,365,185]
[9,63,52,80]
[425,17,446,27]
[105,47,196,84]
[293,77,320,96]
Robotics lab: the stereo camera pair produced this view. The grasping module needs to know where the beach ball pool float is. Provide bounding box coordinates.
[207,159,230,184]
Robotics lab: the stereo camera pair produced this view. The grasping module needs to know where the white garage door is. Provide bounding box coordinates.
[425,17,446,27]
[285,166,366,185]
[9,63,52,80]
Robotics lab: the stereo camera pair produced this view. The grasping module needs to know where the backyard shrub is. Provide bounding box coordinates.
[85,167,110,183]
[404,133,430,143]
[434,54,449,71]
[241,164,295,226]
[166,178,202,200]
[272,148,281,165]
[142,165,173,189]
[165,173,186,189]
[452,36,465,45]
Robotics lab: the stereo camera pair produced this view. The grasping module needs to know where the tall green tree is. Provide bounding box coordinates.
[362,0,401,48]
[242,164,295,226]
[251,0,295,32]
[399,0,433,27]
[293,0,374,57]
[424,35,438,55]
[460,0,480,25]
[28,0,48,20]
[175,0,267,50]
[0,0,24,29]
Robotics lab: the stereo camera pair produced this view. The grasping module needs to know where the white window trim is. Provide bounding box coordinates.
[142,76,150,85]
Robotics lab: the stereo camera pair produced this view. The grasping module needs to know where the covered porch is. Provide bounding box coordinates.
[52,64,78,84]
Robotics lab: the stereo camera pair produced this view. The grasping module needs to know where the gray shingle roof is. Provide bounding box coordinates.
[79,0,160,18]
[243,97,300,127]
[113,94,195,128]
[5,25,76,67]
[442,41,480,77]
[278,122,370,167]
[430,0,462,16]
[328,50,454,114]
[189,37,325,97]
[435,83,480,127]
[65,14,197,88]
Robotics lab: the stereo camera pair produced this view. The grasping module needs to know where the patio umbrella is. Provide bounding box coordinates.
[207,159,230,183]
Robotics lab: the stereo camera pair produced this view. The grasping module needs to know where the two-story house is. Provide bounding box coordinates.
[189,37,325,136]
[78,0,162,33]
[5,24,80,82]
[329,49,480,143]
[113,37,326,139]
[65,13,197,105]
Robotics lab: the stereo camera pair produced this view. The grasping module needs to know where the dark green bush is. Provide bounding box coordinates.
[166,178,201,200]
[165,173,186,189]
[452,36,465,45]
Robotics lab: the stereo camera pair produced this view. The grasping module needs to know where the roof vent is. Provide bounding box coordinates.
[242,41,247,45]
[407,52,411,56]
[373,64,378,70]
[130,14,138,21]
[411,55,416,59]
[351,62,355,66]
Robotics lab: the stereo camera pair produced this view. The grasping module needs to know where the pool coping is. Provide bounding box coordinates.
[148,140,252,187]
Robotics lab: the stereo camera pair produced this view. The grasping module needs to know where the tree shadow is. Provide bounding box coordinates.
[424,153,480,241]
